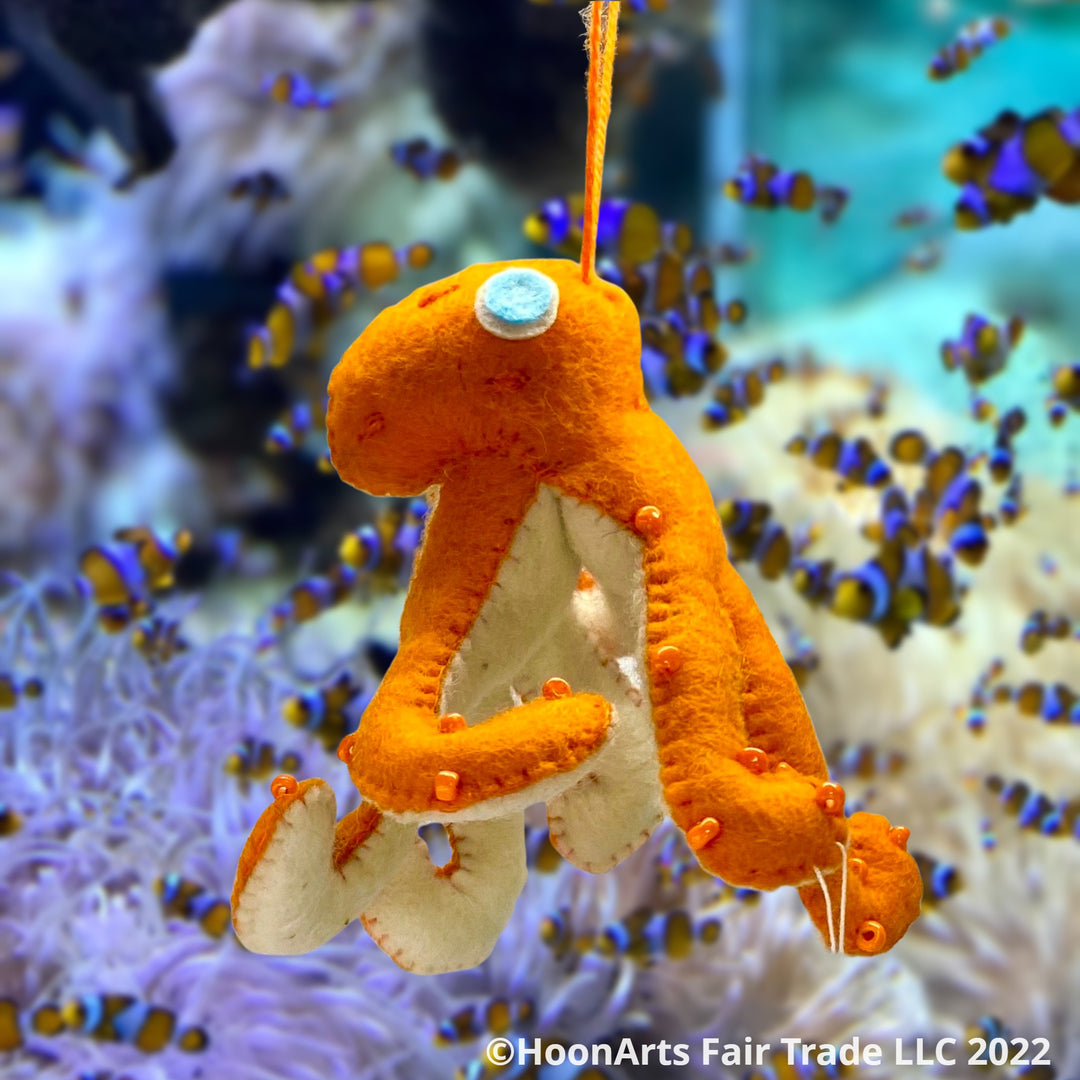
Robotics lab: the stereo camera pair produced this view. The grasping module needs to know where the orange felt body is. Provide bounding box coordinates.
[230,256,921,963]
[322,257,922,956]
[232,1,921,966]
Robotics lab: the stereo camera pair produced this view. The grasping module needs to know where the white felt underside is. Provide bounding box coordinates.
[235,486,662,972]
[362,813,528,975]
[422,487,664,860]
[233,781,411,956]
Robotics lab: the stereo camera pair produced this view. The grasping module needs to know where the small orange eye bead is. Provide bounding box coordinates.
[434,770,460,802]
[850,857,869,883]
[775,761,794,774]
[271,774,298,799]
[735,747,769,774]
[888,825,911,850]
[633,505,664,537]
[815,782,845,816]
[336,735,356,763]
[686,816,721,851]
[650,645,684,679]
[854,920,887,954]
[438,713,467,733]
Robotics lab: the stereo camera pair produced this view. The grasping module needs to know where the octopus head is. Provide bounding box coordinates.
[327,258,645,496]
[799,811,923,956]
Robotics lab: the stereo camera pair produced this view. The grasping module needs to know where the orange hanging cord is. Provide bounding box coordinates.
[580,1,620,283]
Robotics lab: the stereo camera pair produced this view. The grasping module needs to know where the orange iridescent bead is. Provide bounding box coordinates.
[815,782,845,816]
[650,644,684,679]
[854,920,887,953]
[735,747,769,774]
[686,816,721,851]
[271,774,298,799]
[542,678,572,700]
[434,770,460,802]
[633,504,663,537]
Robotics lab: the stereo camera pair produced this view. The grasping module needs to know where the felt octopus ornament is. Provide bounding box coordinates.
[232,2,923,973]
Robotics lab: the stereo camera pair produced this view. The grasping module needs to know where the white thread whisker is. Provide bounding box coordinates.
[813,865,836,953]
[836,840,848,954]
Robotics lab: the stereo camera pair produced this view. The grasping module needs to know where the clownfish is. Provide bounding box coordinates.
[261,564,358,641]
[229,169,291,211]
[789,556,835,608]
[888,428,932,466]
[861,486,919,547]
[265,401,315,455]
[224,737,302,784]
[943,107,1080,230]
[156,874,231,938]
[433,998,533,1046]
[986,406,1025,483]
[524,196,663,266]
[1019,610,1075,655]
[940,313,1024,386]
[830,541,961,647]
[339,498,428,588]
[3,995,209,1054]
[1010,680,1079,724]
[248,242,434,370]
[653,829,710,888]
[986,775,1080,837]
[927,17,1010,81]
[0,803,22,837]
[539,908,591,961]
[592,907,721,963]
[640,315,728,399]
[703,359,787,430]
[717,500,792,581]
[264,71,336,110]
[391,138,463,181]
[997,474,1024,524]
[282,671,371,752]
[525,826,563,873]
[912,852,963,906]
[826,741,906,781]
[724,155,817,212]
[786,431,892,488]
[79,528,192,631]
[0,674,42,709]
[1048,363,1080,423]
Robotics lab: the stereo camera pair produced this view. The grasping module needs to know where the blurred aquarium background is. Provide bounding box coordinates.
[1,0,1079,1077]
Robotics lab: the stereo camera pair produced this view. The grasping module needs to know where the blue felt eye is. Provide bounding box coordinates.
[474,267,559,340]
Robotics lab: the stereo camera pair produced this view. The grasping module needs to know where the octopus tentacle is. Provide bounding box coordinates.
[558,413,847,890]
[350,475,614,816]
[361,813,528,974]
[231,779,413,955]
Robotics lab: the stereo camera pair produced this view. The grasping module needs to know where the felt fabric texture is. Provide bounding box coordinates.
[361,814,528,975]
[231,779,413,956]
[233,256,923,973]
[797,812,924,955]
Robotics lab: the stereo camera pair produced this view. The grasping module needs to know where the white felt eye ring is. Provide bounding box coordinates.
[475,268,559,340]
